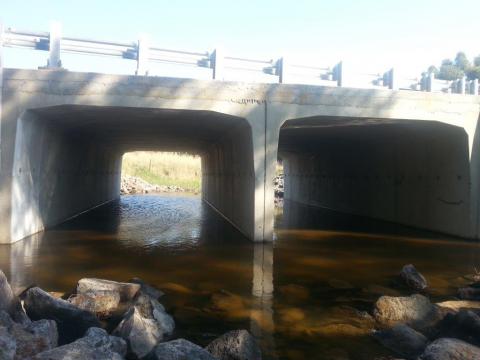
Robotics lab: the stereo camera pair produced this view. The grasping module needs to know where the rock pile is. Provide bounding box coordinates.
[371,264,480,359]
[0,270,261,360]
[121,175,186,195]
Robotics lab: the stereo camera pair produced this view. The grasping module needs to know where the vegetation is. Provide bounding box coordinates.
[122,152,201,192]
[429,52,480,81]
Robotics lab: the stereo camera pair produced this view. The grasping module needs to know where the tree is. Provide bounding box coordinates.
[442,59,453,66]
[428,65,439,75]
[474,55,480,67]
[455,52,470,71]
[467,66,480,80]
[438,64,464,80]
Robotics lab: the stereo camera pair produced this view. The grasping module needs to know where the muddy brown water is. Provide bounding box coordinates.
[1,194,479,359]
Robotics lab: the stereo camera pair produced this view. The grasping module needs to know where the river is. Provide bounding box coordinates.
[1,194,479,359]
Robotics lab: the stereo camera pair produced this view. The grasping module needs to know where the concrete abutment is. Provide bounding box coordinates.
[1,68,480,243]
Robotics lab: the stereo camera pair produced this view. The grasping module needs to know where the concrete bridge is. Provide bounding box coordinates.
[1,68,480,244]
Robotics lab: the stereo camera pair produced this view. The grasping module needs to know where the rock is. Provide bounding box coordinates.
[373,324,428,359]
[436,300,480,313]
[129,278,165,299]
[150,339,217,360]
[420,338,480,360]
[113,307,162,358]
[0,327,16,360]
[0,310,58,359]
[25,319,59,349]
[113,294,174,359]
[77,278,141,302]
[373,294,441,331]
[400,264,428,291]
[134,293,174,336]
[33,327,126,360]
[0,270,28,324]
[23,287,101,344]
[435,310,480,346]
[205,329,262,360]
[68,290,121,318]
[457,287,480,300]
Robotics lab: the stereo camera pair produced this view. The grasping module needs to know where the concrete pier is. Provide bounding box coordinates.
[1,68,480,243]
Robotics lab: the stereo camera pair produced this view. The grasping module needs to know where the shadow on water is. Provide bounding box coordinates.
[2,194,480,359]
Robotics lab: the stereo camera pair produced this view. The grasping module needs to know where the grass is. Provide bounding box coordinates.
[122,151,201,192]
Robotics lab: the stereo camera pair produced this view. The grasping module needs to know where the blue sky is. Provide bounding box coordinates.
[1,0,479,80]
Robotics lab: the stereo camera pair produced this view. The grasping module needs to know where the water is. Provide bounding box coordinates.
[1,194,480,359]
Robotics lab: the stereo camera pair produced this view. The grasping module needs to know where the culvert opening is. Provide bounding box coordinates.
[120,151,202,195]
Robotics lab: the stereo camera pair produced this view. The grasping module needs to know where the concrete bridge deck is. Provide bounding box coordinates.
[1,68,480,243]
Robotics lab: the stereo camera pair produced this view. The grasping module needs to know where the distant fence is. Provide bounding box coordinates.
[0,22,478,96]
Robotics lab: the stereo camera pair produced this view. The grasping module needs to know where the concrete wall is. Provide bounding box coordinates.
[1,68,479,243]
[202,121,255,238]
[281,121,471,237]
[11,110,121,242]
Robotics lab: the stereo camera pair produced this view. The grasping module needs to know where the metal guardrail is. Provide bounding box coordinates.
[0,22,478,95]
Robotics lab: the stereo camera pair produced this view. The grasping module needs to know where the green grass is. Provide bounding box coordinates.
[122,152,201,192]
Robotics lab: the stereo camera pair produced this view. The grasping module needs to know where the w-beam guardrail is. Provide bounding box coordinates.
[0,22,478,96]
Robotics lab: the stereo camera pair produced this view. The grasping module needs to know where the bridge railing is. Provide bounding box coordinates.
[1,22,479,96]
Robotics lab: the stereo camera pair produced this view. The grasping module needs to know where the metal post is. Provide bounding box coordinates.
[473,79,479,96]
[135,36,150,76]
[388,68,396,90]
[47,22,62,68]
[420,73,427,91]
[427,72,434,92]
[460,77,466,95]
[333,61,343,87]
[276,57,288,84]
[211,48,224,80]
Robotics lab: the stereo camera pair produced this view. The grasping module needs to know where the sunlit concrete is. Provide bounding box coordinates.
[1,68,480,243]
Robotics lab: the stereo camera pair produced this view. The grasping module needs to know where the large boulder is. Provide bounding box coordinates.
[23,287,100,344]
[373,294,441,331]
[434,310,480,346]
[0,327,16,360]
[373,324,428,359]
[33,327,126,360]
[0,310,58,359]
[68,290,121,319]
[150,339,217,360]
[113,293,174,359]
[77,278,140,302]
[128,278,164,300]
[420,338,480,360]
[457,287,480,301]
[0,270,28,324]
[205,329,261,360]
[400,264,428,292]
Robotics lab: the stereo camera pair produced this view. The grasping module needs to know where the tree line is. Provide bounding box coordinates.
[427,52,480,81]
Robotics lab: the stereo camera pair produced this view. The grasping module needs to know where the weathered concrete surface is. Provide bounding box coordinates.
[1,68,479,243]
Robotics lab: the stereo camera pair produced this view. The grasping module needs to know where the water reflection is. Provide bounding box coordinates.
[251,243,277,358]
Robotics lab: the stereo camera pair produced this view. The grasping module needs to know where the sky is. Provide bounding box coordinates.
[1,0,479,81]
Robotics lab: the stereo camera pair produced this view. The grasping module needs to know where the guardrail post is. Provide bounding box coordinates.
[426,72,434,92]
[276,57,289,84]
[459,76,466,95]
[47,22,62,68]
[333,61,343,87]
[211,49,224,80]
[387,68,397,90]
[472,79,479,95]
[136,36,150,76]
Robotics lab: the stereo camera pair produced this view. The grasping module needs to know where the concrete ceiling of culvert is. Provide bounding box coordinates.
[31,105,247,153]
[278,118,467,153]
